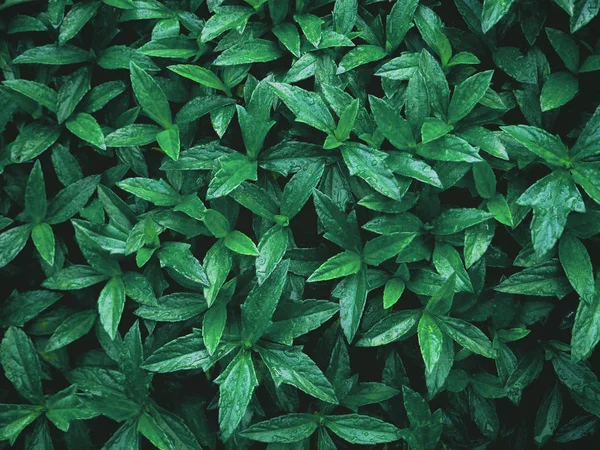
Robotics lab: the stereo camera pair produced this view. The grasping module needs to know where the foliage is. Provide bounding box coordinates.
[1,0,600,448]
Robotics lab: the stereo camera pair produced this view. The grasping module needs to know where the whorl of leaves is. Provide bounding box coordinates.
[1,0,600,448]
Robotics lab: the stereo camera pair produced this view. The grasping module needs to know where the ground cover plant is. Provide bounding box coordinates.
[1,0,600,448]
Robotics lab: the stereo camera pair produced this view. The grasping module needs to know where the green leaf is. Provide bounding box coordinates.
[334,98,359,142]
[202,240,232,307]
[324,414,403,444]
[517,171,585,257]
[58,1,100,45]
[105,124,162,147]
[370,96,416,150]
[294,13,323,47]
[571,105,600,160]
[0,404,42,444]
[45,310,97,352]
[419,49,450,117]
[571,290,600,362]
[337,45,387,74]
[268,82,336,134]
[534,382,563,447]
[32,223,55,265]
[280,160,325,219]
[256,226,288,285]
[559,233,594,302]
[57,67,91,124]
[0,224,33,268]
[313,189,361,251]
[156,125,180,161]
[2,79,57,112]
[117,177,181,206]
[502,125,569,168]
[495,260,572,298]
[546,28,579,73]
[540,72,579,112]
[200,6,254,42]
[224,230,258,256]
[333,0,358,36]
[436,316,496,358]
[42,265,108,290]
[206,153,257,200]
[45,385,97,431]
[256,344,338,403]
[241,260,289,343]
[203,303,227,356]
[46,175,100,224]
[142,333,232,372]
[98,277,126,340]
[157,242,210,286]
[13,44,92,65]
[213,39,284,66]
[386,0,419,51]
[570,0,600,33]
[447,70,494,124]
[481,0,516,33]
[341,142,403,200]
[215,351,257,439]
[430,208,493,235]
[386,152,442,188]
[273,22,301,57]
[383,278,405,309]
[421,117,453,144]
[25,160,47,222]
[335,268,368,342]
[473,160,496,199]
[363,232,416,266]
[419,313,444,374]
[241,414,318,443]
[66,112,106,150]
[308,251,362,282]
[1,290,62,328]
[356,310,421,347]
[0,327,43,403]
[10,121,61,163]
[130,61,172,129]
[417,134,482,163]
[167,65,229,94]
